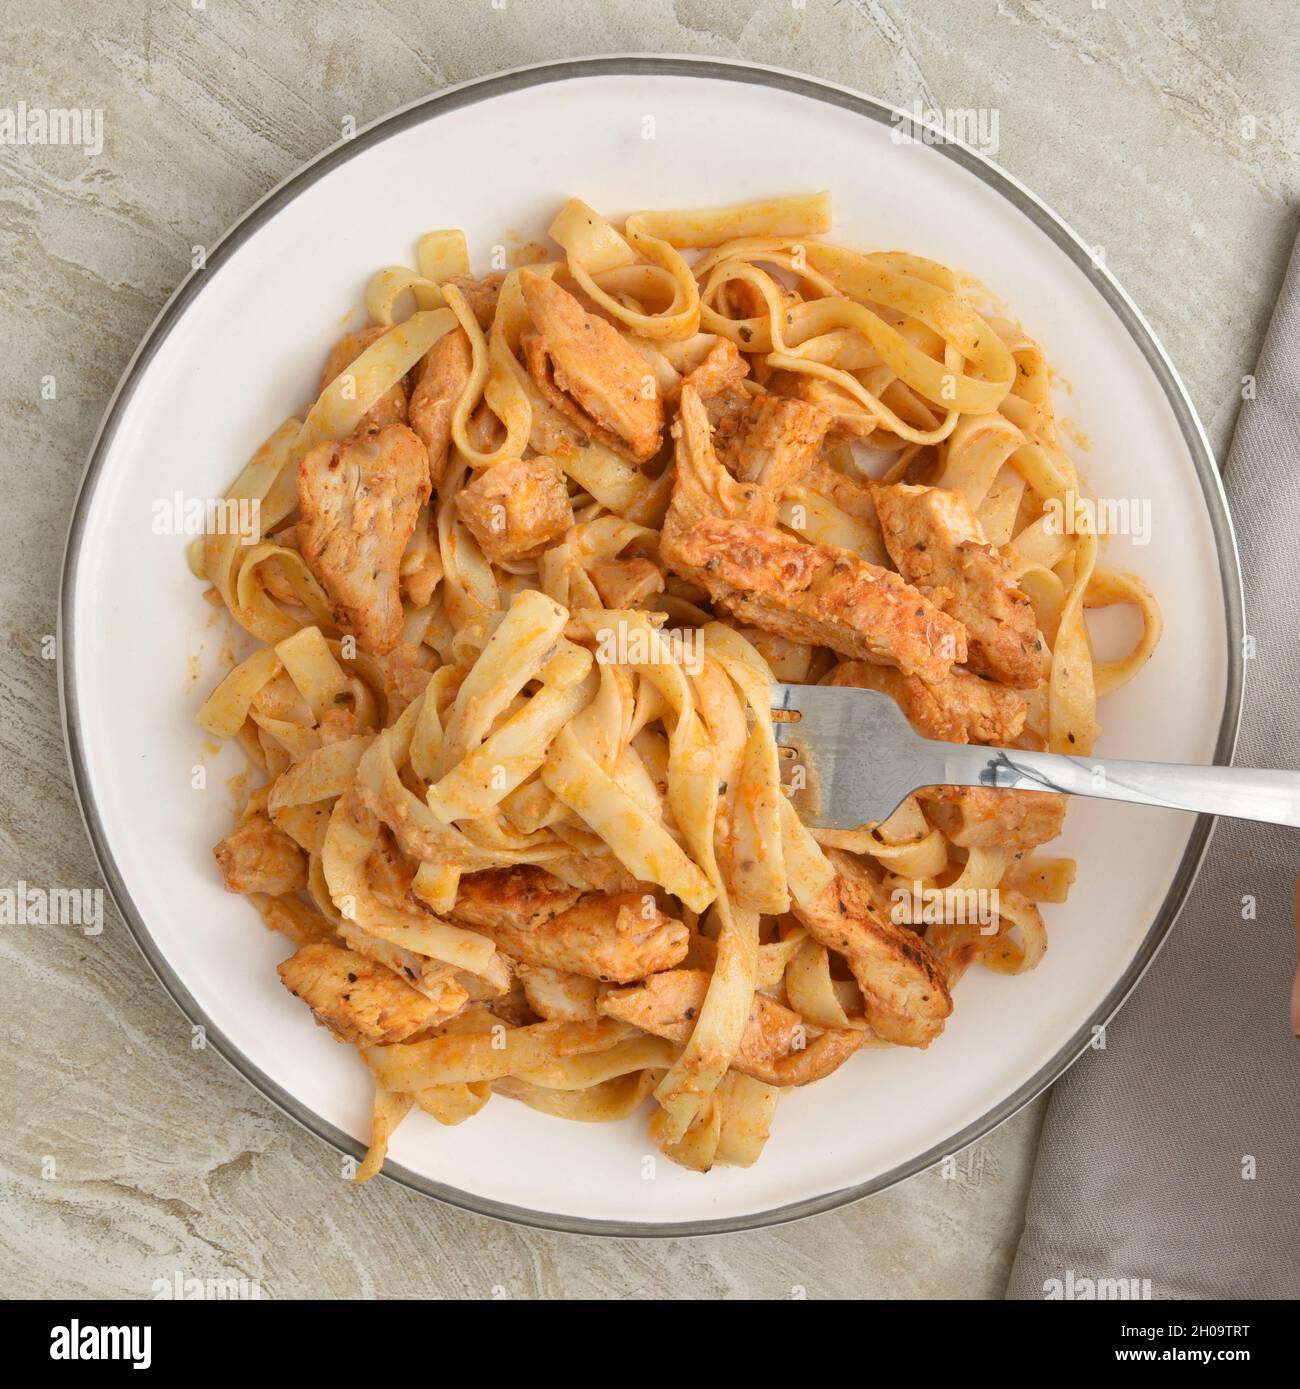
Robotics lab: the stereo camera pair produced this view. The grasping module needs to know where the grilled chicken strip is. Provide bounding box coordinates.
[516,965,603,1022]
[679,337,752,449]
[661,387,966,681]
[451,865,582,929]
[320,326,408,430]
[277,941,438,1045]
[258,894,338,948]
[454,455,574,562]
[455,886,686,985]
[803,456,879,523]
[661,385,777,529]
[917,786,1066,854]
[298,422,431,655]
[793,857,953,1048]
[732,395,831,492]
[542,853,642,895]
[871,482,1043,688]
[586,555,664,609]
[520,272,664,463]
[599,968,802,1078]
[408,328,472,486]
[789,373,878,440]
[214,812,308,896]
[337,920,469,1021]
[826,659,1028,746]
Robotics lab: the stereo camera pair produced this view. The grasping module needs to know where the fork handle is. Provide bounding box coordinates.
[937,745,1300,829]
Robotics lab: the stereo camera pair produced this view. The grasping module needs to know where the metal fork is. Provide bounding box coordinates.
[770,683,1300,830]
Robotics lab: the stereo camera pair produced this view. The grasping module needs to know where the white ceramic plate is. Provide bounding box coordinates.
[61,57,1242,1235]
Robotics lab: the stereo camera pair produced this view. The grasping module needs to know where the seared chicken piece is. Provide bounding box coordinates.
[872,482,1042,688]
[320,326,408,429]
[520,273,664,463]
[679,338,752,451]
[337,919,469,1020]
[586,555,664,609]
[258,894,338,948]
[661,388,966,681]
[661,385,778,529]
[408,328,472,486]
[733,395,831,492]
[456,883,688,984]
[277,941,438,1045]
[803,457,879,523]
[523,371,585,458]
[826,659,1027,745]
[918,786,1066,854]
[750,1028,866,1087]
[383,641,434,708]
[599,969,802,1079]
[451,865,582,930]
[517,964,602,1022]
[543,852,643,895]
[444,272,505,329]
[365,828,417,912]
[680,336,749,406]
[793,861,953,1048]
[298,423,431,655]
[214,812,308,896]
[454,455,574,563]
[789,374,878,440]
[734,626,815,682]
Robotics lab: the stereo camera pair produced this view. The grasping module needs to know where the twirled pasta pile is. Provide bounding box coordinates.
[192,193,1161,1177]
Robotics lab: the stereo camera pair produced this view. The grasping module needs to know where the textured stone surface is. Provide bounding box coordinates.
[1,0,1296,1300]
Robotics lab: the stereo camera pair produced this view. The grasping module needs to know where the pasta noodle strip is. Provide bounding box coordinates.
[320,790,497,973]
[274,626,351,723]
[418,230,470,282]
[435,458,500,658]
[498,1069,663,1122]
[295,308,457,457]
[786,937,864,1030]
[446,279,533,467]
[550,198,700,341]
[803,243,1015,410]
[363,1018,630,1090]
[651,897,760,1145]
[267,735,372,815]
[633,192,833,248]
[1086,568,1164,697]
[362,230,470,327]
[197,647,282,738]
[434,589,568,778]
[705,624,789,914]
[204,419,312,643]
[541,726,713,911]
[428,664,599,824]
[508,1034,678,1091]
[358,695,565,875]
[936,412,1026,511]
[365,267,447,325]
[1047,531,1100,754]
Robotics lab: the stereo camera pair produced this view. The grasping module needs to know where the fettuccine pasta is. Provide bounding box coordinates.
[197,193,1161,1178]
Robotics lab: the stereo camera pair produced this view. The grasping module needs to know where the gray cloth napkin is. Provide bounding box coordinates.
[1006,232,1300,1300]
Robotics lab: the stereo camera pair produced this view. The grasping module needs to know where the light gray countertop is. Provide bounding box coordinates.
[2,0,1296,1299]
